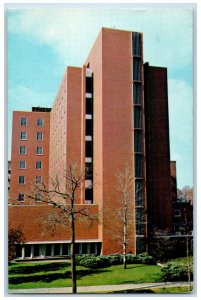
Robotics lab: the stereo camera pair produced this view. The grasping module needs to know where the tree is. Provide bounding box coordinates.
[29,164,98,294]
[8,228,25,263]
[104,164,146,269]
[115,164,134,269]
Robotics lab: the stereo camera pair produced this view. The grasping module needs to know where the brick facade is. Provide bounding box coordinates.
[9,28,175,259]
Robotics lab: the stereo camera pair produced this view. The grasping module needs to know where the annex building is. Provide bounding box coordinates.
[9,28,176,260]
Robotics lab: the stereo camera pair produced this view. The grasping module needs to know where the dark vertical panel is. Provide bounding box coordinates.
[133,58,141,81]
[134,107,142,128]
[133,83,142,104]
[134,130,142,152]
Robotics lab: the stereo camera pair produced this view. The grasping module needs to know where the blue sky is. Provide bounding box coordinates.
[6,6,193,189]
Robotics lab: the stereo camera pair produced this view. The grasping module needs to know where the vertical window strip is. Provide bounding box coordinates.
[133,83,142,105]
[134,130,142,152]
[134,107,142,129]
[135,154,143,178]
[133,59,141,81]
[132,32,141,57]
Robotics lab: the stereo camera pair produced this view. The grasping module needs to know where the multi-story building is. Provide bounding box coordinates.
[9,28,175,259]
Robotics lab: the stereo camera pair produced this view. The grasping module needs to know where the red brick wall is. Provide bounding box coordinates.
[85,28,136,254]
[8,204,99,242]
[49,67,82,203]
[10,111,50,204]
[144,64,173,232]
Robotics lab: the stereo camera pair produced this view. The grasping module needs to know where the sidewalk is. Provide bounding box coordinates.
[8,282,193,294]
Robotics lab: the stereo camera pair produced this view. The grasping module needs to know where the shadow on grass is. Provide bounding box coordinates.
[9,262,70,275]
[9,268,110,286]
[111,289,155,294]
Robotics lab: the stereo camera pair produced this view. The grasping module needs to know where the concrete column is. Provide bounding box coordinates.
[87,243,90,254]
[30,245,34,258]
[51,244,54,257]
[21,246,25,259]
[40,245,45,258]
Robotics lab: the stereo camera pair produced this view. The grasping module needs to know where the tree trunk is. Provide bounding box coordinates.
[71,200,77,294]
[123,196,127,269]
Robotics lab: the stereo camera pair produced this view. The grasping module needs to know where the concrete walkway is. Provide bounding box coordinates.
[8,282,193,294]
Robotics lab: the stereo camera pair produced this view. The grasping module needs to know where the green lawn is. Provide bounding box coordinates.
[8,261,162,290]
[168,256,193,265]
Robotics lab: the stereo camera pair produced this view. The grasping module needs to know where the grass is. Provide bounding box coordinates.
[167,256,193,265]
[8,261,162,290]
[106,286,193,294]
[150,286,193,294]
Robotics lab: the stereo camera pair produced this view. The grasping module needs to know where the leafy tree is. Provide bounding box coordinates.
[8,228,25,263]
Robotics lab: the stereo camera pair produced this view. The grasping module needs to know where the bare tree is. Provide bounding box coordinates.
[104,164,147,269]
[115,164,135,269]
[29,164,98,294]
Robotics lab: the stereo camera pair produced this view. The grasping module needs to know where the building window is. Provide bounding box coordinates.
[174,209,181,217]
[135,179,143,206]
[86,119,93,136]
[36,146,43,155]
[21,117,27,126]
[133,58,141,81]
[19,161,26,169]
[134,106,142,129]
[86,99,93,115]
[37,132,43,140]
[134,130,142,152]
[132,32,141,57]
[135,154,143,178]
[20,146,26,155]
[35,193,42,202]
[86,76,93,93]
[36,161,42,170]
[35,176,42,184]
[85,141,93,157]
[19,176,25,185]
[18,193,25,202]
[37,118,44,126]
[20,132,27,140]
[133,83,142,105]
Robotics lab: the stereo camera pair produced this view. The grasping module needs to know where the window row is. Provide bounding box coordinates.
[20,132,43,140]
[18,161,42,169]
[20,146,43,155]
[19,175,42,185]
[18,191,42,202]
[21,117,44,126]
[15,242,101,258]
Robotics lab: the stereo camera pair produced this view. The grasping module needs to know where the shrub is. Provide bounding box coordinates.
[137,253,156,265]
[126,253,156,265]
[75,254,95,265]
[76,253,156,268]
[126,254,140,264]
[161,263,193,282]
[105,254,123,265]
[76,255,111,269]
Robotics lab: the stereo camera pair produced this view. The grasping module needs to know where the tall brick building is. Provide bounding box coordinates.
[9,28,174,259]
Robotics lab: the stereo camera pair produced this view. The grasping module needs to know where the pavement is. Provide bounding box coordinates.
[8,282,193,294]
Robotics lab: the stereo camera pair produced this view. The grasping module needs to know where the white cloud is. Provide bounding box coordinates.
[8,84,54,113]
[7,8,193,71]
